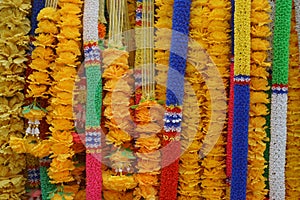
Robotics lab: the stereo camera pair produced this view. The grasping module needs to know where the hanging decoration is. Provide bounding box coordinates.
[83,0,102,199]
[246,0,271,199]
[1,0,300,199]
[132,0,162,199]
[0,0,31,198]
[47,0,83,186]
[159,0,192,199]
[231,0,251,199]
[226,0,235,188]
[102,0,136,198]
[269,0,292,199]
[285,6,300,199]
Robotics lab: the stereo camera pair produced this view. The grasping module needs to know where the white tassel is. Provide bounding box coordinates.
[26,126,31,134]
[31,127,35,135]
[34,119,40,125]
[34,127,40,135]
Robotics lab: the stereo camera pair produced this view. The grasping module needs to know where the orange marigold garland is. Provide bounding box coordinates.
[45,1,83,198]
[102,0,137,197]
[285,7,300,199]
[246,0,271,199]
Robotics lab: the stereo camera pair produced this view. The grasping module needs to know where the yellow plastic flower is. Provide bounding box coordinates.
[49,158,75,173]
[31,46,54,60]
[9,136,28,153]
[35,20,59,34]
[59,26,81,40]
[56,39,81,56]
[59,14,81,27]
[31,140,52,158]
[23,107,46,120]
[29,58,50,72]
[34,33,56,47]
[51,143,74,157]
[59,3,82,15]
[102,171,137,191]
[50,131,73,145]
[37,7,60,22]
[28,71,51,85]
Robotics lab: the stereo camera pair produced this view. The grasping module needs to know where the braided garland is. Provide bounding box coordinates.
[230,0,251,199]
[269,0,292,199]
[83,0,102,199]
[159,1,191,199]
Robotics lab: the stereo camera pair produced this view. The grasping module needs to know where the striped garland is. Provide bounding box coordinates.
[230,0,251,199]
[159,0,191,199]
[83,0,102,199]
[269,0,292,199]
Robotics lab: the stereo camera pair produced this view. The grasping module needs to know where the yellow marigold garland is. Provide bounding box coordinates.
[246,0,271,199]
[0,0,31,198]
[285,7,300,199]
[45,1,83,195]
[102,1,136,196]
[181,1,230,199]
[133,100,162,199]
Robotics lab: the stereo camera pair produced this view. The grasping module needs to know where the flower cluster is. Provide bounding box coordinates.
[46,0,83,186]
[0,0,31,198]
[246,0,271,198]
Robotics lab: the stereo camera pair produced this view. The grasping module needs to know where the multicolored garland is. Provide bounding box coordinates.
[231,0,251,199]
[159,1,192,199]
[83,0,102,199]
[269,0,292,199]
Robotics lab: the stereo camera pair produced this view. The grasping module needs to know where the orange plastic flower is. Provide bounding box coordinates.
[31,140,52,158]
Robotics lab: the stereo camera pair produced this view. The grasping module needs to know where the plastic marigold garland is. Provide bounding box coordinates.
[0,0,31,198]
[133,99,162,200]
[246,0,271,199]
[195,1,230,199]
[46,0,83,192]
[102,0,137,197]
[285,7,300,199]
